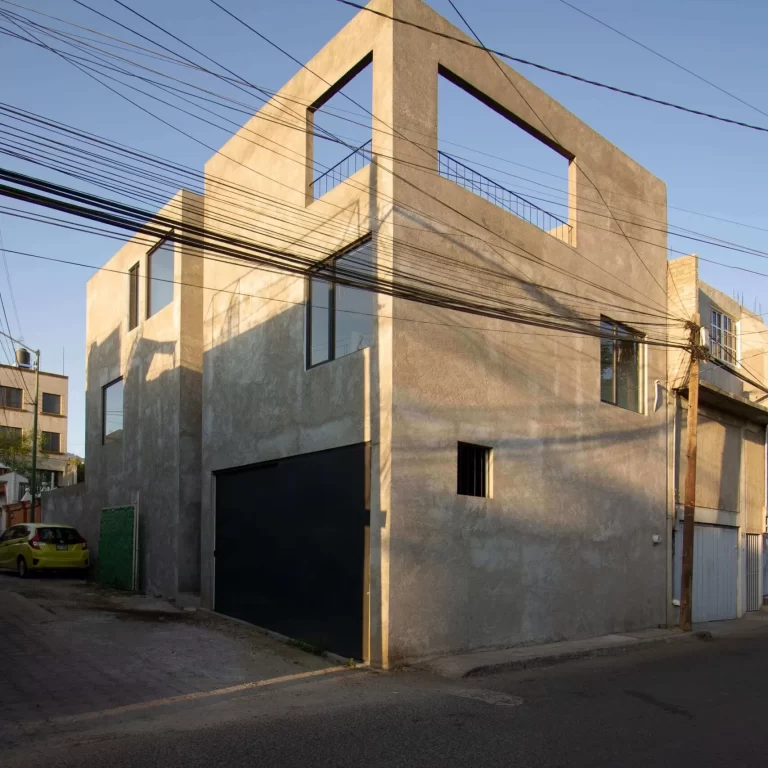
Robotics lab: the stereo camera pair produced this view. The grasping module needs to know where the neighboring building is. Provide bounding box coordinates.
[0,362,68,489]
[49,0,679,665]
[0,470,28,505]
[668,255,768,623]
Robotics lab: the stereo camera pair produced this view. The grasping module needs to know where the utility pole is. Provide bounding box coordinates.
[680,314,704,631]
[29,349,40,517]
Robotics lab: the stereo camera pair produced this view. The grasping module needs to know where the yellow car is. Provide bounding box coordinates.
[0,523,89,577]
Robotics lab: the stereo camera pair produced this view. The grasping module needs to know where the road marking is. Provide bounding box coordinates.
[17,666,353,729]
[450,688,524,707]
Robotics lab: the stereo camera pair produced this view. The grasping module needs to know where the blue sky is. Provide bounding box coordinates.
[1,0,767,454]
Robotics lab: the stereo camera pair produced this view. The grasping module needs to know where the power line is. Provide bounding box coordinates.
[4,95,759,324]
[337,0,768,135]
[0,227,22,339]
[444,0,683,319]
[556,0,768,121]
[203,0,683,323]
[0,162,687,339]
[5,0,767,243]
[0,245,688,350]
[4,9,765,271]
[7,12,677,320]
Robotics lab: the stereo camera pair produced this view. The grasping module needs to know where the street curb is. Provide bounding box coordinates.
[196,608,358,668]
[460,632,693,678]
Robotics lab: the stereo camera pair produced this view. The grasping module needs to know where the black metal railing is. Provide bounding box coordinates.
[437,151,572,244]
[310,140,372,199]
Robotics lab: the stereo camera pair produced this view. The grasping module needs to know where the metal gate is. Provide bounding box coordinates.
[214,443,369,660]
[746,534,761,612]
[692,524,738,623]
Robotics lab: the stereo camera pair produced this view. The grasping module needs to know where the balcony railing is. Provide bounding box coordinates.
[310,140,372,200]
[437,151,572,245]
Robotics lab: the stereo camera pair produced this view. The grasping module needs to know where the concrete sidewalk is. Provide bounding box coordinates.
[420,612,768,678]
[0,574,335,729]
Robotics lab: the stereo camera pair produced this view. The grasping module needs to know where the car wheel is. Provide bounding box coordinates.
[17,557,28,578]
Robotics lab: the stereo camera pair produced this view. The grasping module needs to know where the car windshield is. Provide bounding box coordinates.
[38,527,81,544]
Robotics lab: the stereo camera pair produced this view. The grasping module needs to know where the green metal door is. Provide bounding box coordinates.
[98,505,138,590]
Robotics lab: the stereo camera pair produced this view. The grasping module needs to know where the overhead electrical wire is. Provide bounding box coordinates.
[1,7,763,264]
[443,0,683,319]
[0,101,684,324]
[2,0,766,244]
[0,168,684,336]
[1,2,764,392]
[0,12,682,322]
[556,0,768,122]
[7,0,756,344]
[337,0,768,135]
[0,245,685,349]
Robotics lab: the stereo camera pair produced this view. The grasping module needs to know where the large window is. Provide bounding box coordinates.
[129,262,140,330]
[710,308,736,365]
[42,392,61,415]
[457,442,492,498]
[600,317,643,413]
[103,378,124,444]
[41,431,61,453]
[0,385,22,409]
[307,239,375,367]
[147,240,174,318]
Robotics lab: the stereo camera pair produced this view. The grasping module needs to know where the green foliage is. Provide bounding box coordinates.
[0,428,45,479]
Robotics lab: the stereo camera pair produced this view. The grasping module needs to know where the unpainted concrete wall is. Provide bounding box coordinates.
[64,189,203,597]
[199,0,396,667]
[385,0,669,661]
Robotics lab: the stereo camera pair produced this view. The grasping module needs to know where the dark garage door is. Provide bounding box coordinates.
[214,443,369,660]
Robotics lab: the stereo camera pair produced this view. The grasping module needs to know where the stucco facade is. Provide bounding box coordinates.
[0,363,68,481]
[668,254,768,622]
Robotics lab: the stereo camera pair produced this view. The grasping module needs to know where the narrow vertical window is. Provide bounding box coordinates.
[147,240,174,318]
[600,317,643,413]
[129,262,140,330]
[710,308,736,364]
[307,238,375,367]
[103,378,124,444]
[309,277,331,367]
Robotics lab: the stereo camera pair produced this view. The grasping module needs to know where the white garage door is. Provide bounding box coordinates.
[692,525,738,623]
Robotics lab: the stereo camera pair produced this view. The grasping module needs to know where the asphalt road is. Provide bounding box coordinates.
[4,625,768,767]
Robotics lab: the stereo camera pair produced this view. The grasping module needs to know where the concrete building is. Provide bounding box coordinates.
[198,0,671,666]
[45,190,204,599]
[668,255,768,623]
[47,0,680,665]
[0,362,68,489]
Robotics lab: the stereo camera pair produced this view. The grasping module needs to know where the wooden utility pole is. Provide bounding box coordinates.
[680,314,702,631]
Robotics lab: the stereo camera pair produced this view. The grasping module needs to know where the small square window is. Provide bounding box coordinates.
[42,393,61,415]
[457,442,491,497]
[41,431,61,453]
[0,385,22,409]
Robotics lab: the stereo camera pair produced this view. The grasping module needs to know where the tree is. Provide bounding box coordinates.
[0,428,46,480]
